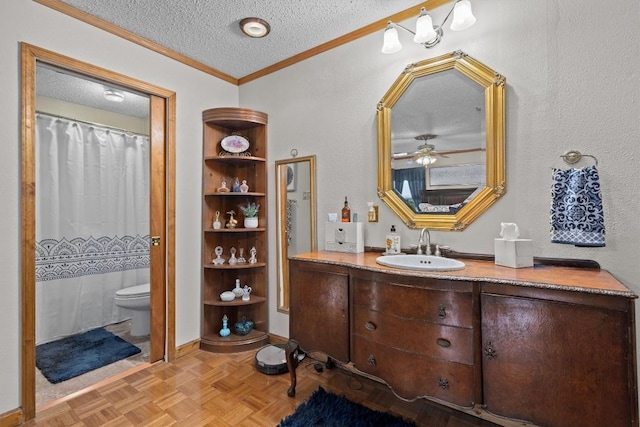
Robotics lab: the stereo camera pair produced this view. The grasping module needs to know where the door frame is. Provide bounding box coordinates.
[20,43,176,420]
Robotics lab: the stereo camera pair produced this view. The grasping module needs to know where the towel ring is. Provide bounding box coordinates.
[560,150,598,166]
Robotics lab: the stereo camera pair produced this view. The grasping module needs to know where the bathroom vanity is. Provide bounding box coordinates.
[287,251,638,427]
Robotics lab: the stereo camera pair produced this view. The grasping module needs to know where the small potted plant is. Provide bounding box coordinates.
[239,200,260,228]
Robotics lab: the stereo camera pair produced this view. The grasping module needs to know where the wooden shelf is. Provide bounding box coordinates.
[204,296,266,307]
[204,228,266,233]
[200,329,269,353]
[201,107,268,354]
[204,262,266,270]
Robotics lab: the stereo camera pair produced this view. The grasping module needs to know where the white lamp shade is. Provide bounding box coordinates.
[413,12,437,43]
[450,0,476,31]
[381,26,402,54]
[416,155,437,165]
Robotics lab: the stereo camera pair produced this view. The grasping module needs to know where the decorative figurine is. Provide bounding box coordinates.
[219,314,230,337]
[232,177,241,192]
[212,210,222,229]
[249,246,257,264]
[217,180,230,193]
[228,247,238,265]
[212,246,225,265]
[232,278,244,298]
[242,285,252,301]
[226,210,238,228]
[240,180,249,193]
[237,247,246,264]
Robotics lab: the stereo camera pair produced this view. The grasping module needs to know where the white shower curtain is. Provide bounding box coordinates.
[35,114,150,344]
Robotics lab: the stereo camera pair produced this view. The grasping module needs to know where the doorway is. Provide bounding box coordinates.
[21,43,176,421]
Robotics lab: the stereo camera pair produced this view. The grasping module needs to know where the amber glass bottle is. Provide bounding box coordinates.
[341,196,351,222]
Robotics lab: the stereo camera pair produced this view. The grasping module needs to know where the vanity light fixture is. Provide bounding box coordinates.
[103,88,125,102]
[240,17,271,38]
[382,0,476,54]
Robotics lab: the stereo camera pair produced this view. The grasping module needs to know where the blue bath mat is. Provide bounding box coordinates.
[278,386,416,427]
[36,327,141,384]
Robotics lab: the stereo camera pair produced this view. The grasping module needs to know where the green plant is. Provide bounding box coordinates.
[239,200,260,218]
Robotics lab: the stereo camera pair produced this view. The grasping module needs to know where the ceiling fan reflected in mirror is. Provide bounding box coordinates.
[393,133,485,165]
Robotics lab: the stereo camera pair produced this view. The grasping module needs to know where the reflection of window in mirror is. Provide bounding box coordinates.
[377,51,506,230]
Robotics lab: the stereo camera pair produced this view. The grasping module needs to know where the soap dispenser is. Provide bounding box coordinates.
[385,225,401,254]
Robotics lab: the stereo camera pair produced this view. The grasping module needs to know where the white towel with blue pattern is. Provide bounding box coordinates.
[550,165,605,247]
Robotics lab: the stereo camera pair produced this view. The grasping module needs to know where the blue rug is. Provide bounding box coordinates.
[36,327,141,384]
[278,386,417,427]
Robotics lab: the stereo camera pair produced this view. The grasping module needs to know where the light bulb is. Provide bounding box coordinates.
[381,25,402,54]
[450,0,476,31]
[413,8,438,43]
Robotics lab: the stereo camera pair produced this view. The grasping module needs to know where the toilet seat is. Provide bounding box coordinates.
[115,283,150,299]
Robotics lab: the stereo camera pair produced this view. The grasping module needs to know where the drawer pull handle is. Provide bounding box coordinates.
[368,354,376,366]
[438,377,449,390]
[436,338,451,348]
[365,321,377,331]
[484,341,497,360]
[438,304,446,319]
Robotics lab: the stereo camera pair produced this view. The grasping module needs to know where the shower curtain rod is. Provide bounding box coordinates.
[36,110,149,137]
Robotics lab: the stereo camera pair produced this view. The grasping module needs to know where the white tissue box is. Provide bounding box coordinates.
[494,239,533,268]
[325,222,364,253]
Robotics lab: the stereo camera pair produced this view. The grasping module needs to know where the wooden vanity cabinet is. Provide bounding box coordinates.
[481,285,637,427]
[287,254,638,426]
[289,259,349,362]
[350,270,480,406]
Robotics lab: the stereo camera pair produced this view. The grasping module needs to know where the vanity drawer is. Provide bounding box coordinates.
[352,335,474,407]
[351,277,474,328]
[352,307,474,365]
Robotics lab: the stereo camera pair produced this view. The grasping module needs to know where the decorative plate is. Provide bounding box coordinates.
[221,134,250,153]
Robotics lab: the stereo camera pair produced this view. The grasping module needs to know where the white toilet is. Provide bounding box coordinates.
[114,283,150,337]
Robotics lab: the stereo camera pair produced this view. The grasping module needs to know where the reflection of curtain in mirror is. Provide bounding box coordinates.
[35,114,150,344]
[286,199,296,245]
[392,167,425,209]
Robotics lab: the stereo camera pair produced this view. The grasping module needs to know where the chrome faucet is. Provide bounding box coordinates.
[417,228,431,255]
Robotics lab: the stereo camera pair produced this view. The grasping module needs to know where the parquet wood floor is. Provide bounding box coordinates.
[23,348,500,427]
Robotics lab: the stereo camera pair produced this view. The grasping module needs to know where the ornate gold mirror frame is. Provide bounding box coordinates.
[377,51,506,230]
[275,155,317,313]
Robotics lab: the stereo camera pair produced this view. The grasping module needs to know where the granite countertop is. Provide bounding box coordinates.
[291,251,637,298]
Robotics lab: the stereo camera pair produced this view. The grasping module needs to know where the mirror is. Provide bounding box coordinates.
[377,50,506,231]
[275,155,317,313]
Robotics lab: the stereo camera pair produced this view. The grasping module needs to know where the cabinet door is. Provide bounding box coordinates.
[289,260,349,362]
[481,293,634,427]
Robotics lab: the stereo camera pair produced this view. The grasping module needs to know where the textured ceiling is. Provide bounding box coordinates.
[58,0,427,79]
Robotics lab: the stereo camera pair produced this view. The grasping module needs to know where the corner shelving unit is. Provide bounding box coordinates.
[201,107,269,353]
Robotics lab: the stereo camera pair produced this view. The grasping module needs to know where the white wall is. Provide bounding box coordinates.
[240,0,640,361]
[3,0,639,417]
[1,0,238,413]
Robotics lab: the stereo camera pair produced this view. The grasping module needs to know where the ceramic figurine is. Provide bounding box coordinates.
[240,180,249,193]
[242,285,252,301]
[232,177,241,192]
[219,314,230,337]
[237,248,246,264]
[228,247,238,265]
[212,210,221,229]
[232,278,244,298]
[212,246,225,265]
[249,246,257,264]
[217,180,230,193]
[226,210,238,228]
[234,316,254,336]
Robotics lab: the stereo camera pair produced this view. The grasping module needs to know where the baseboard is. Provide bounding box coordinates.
[176,334,289,358]
[268,333,289,345]
[0,408,22,427]
[175,338,201,358]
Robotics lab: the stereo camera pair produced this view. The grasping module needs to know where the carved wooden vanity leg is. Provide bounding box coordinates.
[284,339,299,397]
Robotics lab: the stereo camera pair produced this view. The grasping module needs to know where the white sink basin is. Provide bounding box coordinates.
[375,254,465,271]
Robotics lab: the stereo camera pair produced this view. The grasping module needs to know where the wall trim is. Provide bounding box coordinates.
[0,408,22,427]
